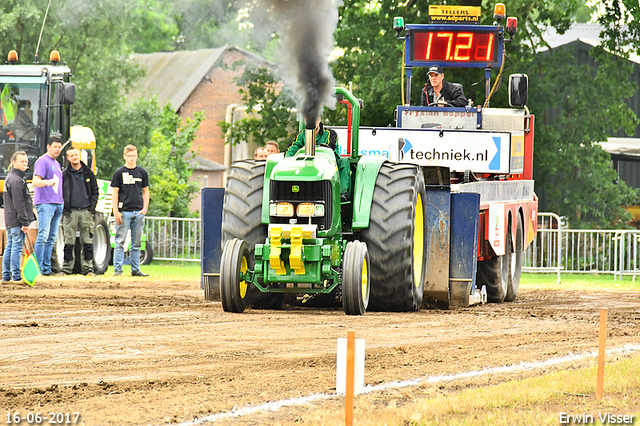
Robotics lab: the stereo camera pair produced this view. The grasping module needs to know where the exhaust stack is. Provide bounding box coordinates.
[304,126,316,157]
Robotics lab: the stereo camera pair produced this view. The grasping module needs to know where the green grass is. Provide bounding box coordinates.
[104,260,200,280]
[521,272,640,291]
[400,354,640,426]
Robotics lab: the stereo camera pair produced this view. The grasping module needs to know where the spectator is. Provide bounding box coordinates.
[2,151,35,284]
[33,134,64,276]
[265,141,280,155]
[61,147,99,276]
[254,147,268,160]
[111,145,150,277]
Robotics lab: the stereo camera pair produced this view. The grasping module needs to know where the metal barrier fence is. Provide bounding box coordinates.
[524,212,640,280]
[141,213,640,278]
[144,216,201,262]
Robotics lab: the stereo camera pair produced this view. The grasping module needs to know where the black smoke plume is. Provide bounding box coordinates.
[250,0,338,128]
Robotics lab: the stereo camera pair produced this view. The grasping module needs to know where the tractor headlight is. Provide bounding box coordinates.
[296,203,325,217]
[270,202,294,217]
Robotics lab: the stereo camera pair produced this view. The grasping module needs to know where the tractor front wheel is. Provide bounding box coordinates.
[220,238,251,313]
[342,241,370,316]
[222,160,275,308]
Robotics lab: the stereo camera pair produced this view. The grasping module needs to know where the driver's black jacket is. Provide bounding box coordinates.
[421,80,467,107]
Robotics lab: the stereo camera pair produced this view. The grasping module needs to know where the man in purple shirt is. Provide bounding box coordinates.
[33,134,64,276]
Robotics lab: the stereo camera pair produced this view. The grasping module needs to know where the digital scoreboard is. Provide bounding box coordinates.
[405,24,503,68]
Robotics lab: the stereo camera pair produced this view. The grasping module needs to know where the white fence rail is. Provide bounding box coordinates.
[144,213,640,278]
[524,212,640,280]
[144,216,201,262]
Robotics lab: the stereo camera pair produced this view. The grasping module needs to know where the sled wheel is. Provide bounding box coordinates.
[478,219,511,303]
[203,275,219,301]
[505,212,524,302]
[141,239,154,265]
[342,241,370,316]
[220,239,251,313]
[93,218,111,275]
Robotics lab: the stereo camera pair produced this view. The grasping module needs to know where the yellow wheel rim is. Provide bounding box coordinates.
[239,255,248,299]
[361,257,368,302]
[413,193,424,288]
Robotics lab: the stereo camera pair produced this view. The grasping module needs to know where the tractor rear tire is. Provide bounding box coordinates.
[222,160,276,308]
[220,238,251,313]
[505,212,524,302]
[342,241,370,316]
[361,163,427,311]
[222,160,267,248]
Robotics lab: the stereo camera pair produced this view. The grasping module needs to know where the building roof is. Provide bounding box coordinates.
[539,23,640,65]
[131,45,266,109]
[600,138,640,158]
[187,155,227,171]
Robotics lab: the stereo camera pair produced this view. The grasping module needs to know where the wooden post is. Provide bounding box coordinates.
[345,330,355,426]
[596,308,608,400]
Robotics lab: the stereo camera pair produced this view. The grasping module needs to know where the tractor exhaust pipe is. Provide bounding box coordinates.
[304,126,316,157]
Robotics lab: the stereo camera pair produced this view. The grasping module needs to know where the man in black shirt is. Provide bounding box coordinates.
[61,147,99,276]
[2,151,35,284]
[110,145,150,277]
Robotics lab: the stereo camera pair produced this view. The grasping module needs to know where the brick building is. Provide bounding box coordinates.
[132,45,268,212]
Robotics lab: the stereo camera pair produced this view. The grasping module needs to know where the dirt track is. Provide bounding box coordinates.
[1,275,639,425]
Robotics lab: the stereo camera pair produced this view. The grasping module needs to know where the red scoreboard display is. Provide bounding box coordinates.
[406,25,502,67]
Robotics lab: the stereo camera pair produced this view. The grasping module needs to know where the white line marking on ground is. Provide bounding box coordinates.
[172,343,640,425]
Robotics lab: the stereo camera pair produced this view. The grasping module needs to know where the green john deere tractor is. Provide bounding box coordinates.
[220,87,426,315]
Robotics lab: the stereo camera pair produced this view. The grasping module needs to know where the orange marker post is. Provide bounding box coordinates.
[345,330,355,426]
[596,308,608,400]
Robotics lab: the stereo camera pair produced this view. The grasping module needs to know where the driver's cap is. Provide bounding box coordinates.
[428,65,444,75]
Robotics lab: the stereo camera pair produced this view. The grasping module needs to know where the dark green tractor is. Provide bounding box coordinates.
[220,87,426,315]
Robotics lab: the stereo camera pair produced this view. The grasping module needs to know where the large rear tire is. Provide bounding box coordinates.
[222,160,266,250]
[220,239,251,313]
[361,163,427,311]
[505,212,524,302]
[221,160,275,308]
[342,241,370,316]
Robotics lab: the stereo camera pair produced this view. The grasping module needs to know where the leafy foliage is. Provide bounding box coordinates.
[144,105,204,217]
[218,65,298,153]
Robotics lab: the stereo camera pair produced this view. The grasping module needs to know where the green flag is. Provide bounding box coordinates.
[21,252,41,286]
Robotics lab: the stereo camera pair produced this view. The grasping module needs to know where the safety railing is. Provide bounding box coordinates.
[523,212,564,282]
[524,212,640,280]
[144,216,201,262]
[137,214,640,278]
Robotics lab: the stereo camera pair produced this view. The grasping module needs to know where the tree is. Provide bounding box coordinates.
[527,48,638,227]
[219,65,298,152]
[144,104,204,217]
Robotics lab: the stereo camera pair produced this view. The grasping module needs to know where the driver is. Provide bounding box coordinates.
[420,65,467,107]
[285,117,350,201]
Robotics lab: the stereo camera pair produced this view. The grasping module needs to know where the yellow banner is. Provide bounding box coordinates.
[428,6,481,24]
